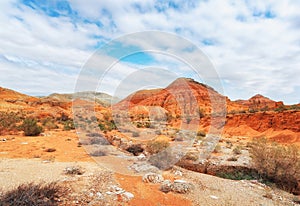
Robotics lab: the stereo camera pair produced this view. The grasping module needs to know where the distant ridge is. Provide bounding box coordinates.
[48,91,120,107]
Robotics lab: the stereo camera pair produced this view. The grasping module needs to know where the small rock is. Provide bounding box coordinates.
[96,192,103,199]
[174,179,187,183]
[210,195,219,200]
[171,181,194,194]
[89,192,94,197]
[137,154,146,161]
[160,180,172,193]
[293,196,300,204]
[263,193,274,199]
[129,162,159,173]
[142,172,164,183]
[110,185,123,192]
[106,191,114,195]
[122,192,134,201]
[174,170,183,176]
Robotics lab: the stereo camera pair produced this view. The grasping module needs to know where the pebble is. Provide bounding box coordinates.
[174,170,183,176]
[174,179,187,183]
[142,172,164,183]
[210,195,219,200]
[122,192,134,201]
[96,192,103,199]
[137,154,146,161]
[106,191,114,195]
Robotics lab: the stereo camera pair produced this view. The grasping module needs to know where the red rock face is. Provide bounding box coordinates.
[225,111,300,133]
[235,94,283,110]
[223,111,300,143]
[113,78,299,143]
[1,80,299,144]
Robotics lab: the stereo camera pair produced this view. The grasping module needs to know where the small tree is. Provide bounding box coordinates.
[21,118,43,136]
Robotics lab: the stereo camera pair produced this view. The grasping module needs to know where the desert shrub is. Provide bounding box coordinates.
[132,131,140,137]
[86,133,101,137]
[107,120,117,131]
[90,148,107,157]
[274,105,287,112]
[290,105,300,111]
[63,120,75,131]
[63,166,84,175]
[42,117,58,130]
[249,108,258,113]
[183,152,199,161]
[155,130,162,135]
[148,149,175,170]
[233,146,242,155]
[226,140,233,149]
[90,137,109,145]
[249,137,300,192]
[146,139,170,155]
[90,116,98,122]
[196,130,206,137]
[98,120,117,132]
[227,157,238,161]
[98,123,106,131]
[136,122,143,128]
[216,170,259,180]
[0,182,66,206]
[144,121,151,128]
[21,118,43,136]
[57,112,69,121]
[79,138,102,146]
[0,111,22,134]
[126,144,144,156]
[213,144,221,153]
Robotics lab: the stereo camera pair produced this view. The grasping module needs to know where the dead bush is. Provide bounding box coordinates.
[41,117,58,130]
[249,137,300,192]
[126,144,144,156]
[148,149,181,170]
[146,139,169,155]
[0,111,21,135]
[183,151,199,161]
[233,146,242,155]
[0,182,66,206]
[63,166,85,175]
[90,148,107,157]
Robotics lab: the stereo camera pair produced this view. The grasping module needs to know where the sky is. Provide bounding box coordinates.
[0,0,299,104]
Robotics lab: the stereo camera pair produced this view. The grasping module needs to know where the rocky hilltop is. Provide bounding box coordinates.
[114,78,299,143]
[0,78,299,143]
[235,94,284,110]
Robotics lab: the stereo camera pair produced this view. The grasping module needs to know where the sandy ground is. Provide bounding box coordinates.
[0,131,299,205]
[0,130,92,162]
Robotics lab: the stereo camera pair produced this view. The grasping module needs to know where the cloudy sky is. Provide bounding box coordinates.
[0,0,299,104]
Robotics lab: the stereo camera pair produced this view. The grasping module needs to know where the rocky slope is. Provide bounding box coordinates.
[113,78,299,143]
[0,87,113,119]
[49,91,119,107]
[235,94,284,110]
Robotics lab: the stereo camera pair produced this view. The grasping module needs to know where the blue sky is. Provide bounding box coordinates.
[0,0,299,104]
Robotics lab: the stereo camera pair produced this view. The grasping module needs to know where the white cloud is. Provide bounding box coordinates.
[0,0,299,104]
